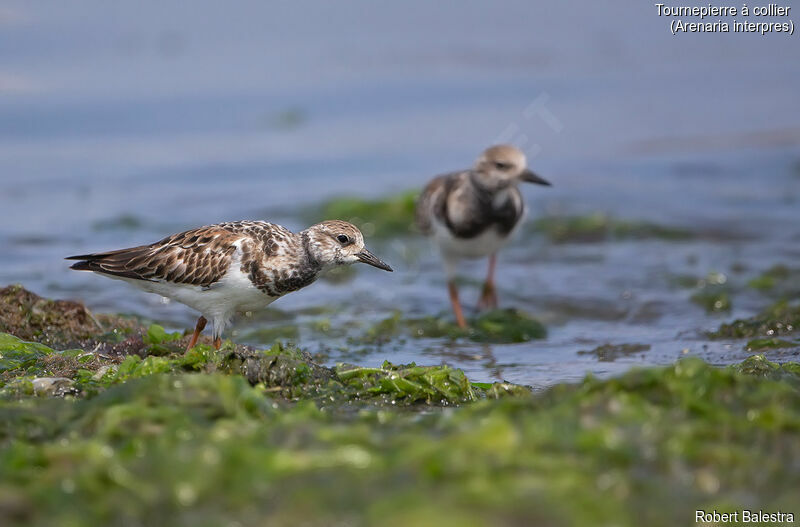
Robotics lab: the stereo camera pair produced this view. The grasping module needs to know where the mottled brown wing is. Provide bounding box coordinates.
[415,174,449,235]
[67,226,242,287]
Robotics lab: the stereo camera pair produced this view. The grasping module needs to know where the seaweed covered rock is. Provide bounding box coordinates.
[577,342,650,362]
[217,344,336,399]
[530,213,693,243]
[0,285,128,347]
[747,264,800,298]
[732,354,800,378]
[690,289,732,313]
[6,287,800,526]
[0,331,517,407]
[746,338,798,352]
[709,300,800,339]
[1,357,798,527]
[364,308,546,344]
[336,361,480,404]
[0,287,513,407]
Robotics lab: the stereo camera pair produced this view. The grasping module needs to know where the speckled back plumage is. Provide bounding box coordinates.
[416,170,525,239]
[233,222,318,296]
[67,221,317,296]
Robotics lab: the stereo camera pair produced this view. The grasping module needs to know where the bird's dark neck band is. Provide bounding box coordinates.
[301,231,322,272]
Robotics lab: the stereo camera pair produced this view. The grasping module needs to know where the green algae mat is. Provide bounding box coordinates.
[1,287,799,526]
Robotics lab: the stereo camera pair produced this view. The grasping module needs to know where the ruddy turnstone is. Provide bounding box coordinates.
[67,220,392,350]
[415,145,551,328]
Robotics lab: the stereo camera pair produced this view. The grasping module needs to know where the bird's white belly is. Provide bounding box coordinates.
[431,219,513,260]
[117,264,276,318]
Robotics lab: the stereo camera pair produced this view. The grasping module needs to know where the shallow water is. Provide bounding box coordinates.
[1,1,799,386]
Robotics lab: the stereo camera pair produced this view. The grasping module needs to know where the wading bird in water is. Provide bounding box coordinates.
[415,145,551,328]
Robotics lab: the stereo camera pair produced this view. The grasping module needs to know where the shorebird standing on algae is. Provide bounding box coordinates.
[67,220,392,350]
[416,145,551,328]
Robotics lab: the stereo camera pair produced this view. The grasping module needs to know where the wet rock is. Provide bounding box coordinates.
[0,285,137,349]
[577,343,650,362]
[709,300,800,339]
[362,308,546,345]
[217,344,337,399]
[731,354,798,378]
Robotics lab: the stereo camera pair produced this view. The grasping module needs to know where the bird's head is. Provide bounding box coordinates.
[303,220,393,272]
[472,144,551,190]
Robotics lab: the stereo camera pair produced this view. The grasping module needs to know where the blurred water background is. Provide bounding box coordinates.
[1,1,799,385]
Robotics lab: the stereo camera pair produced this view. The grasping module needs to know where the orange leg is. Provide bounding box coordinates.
[448,281,468,329]
[477,254,498,310]
[186,316,207,351]
[213,337,221,350]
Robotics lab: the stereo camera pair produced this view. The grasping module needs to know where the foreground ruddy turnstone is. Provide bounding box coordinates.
[67,220,392,350]
[415,145,551,328]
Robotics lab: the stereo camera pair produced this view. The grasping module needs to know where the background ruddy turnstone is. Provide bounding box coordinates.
[67,220,392,349]
[415,144,551,328]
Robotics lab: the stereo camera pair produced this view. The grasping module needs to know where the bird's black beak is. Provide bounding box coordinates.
[356,249,393,272]
[520,169,552,186]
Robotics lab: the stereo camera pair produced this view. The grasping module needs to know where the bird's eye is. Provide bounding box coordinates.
[494,161,511,170]
[336,234,350,244]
